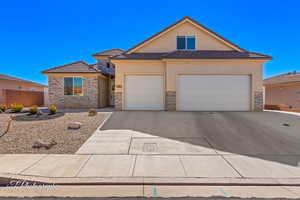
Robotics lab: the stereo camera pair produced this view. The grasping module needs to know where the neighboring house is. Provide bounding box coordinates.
[264,71,300,112]
[42,48,124,108]
[111,16,272,111]
[0,73,47,107]
[43,16,271,111]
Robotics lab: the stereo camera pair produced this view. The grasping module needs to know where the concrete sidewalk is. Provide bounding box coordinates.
[1,153,300,184]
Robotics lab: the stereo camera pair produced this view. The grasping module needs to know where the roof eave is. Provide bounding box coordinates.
[110,58,161,61]
[111,57,271,61]
[264,81,300,87]
[43,72,101,75]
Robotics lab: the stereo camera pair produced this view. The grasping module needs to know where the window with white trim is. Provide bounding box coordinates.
[177,36,196,50]
[64,77,83,96]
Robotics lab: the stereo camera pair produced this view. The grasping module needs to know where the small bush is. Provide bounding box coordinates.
[48,105,57,115]
[0,104,7,112]
[11,103,24,113]
[29,105,38,115]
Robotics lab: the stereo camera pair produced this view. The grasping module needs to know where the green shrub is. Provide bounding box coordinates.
[11,103,24,113]
[0,104,7,112]
[29,105,38,114]
[48,105,57,115]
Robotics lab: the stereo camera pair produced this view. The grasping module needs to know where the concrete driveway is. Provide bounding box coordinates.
[100,111,300,155]
[74,111,300,179]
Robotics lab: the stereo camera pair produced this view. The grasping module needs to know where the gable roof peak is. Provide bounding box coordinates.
[42,60,101,74]
[126,16,247,54]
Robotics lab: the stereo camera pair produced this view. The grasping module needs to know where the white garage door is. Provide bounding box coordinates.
[125,75,164,110]
[177,75,251,111]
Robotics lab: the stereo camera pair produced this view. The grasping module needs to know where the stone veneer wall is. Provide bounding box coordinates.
[254,91,263,111]
[114,92,122,111]
[98,78,108,108]
[166,91,176,111]
[113,90,262,112]
[48,76,99,108]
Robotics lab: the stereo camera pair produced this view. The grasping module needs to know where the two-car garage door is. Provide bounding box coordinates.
[177,75,251,111]
[124,75,251,111]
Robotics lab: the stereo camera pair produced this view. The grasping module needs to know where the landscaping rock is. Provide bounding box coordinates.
[32,139,57,150]
[36,110,43,116]
[283,123,290,127]
[68,122,82,129]
[88,109,97,116]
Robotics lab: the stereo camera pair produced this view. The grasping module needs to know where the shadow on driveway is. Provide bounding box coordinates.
[100,111,300,166]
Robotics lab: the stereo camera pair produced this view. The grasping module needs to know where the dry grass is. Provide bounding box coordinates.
[0,111,109,154]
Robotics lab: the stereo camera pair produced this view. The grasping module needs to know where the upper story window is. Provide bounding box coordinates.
[64,77,83,96]
[177,36,196,50]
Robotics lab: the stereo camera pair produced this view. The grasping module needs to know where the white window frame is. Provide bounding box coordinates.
[64,76,84,96]
[176,35,196,50]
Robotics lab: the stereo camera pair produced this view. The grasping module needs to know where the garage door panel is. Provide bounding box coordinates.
[177,75,250,111]
[125,76,164,110]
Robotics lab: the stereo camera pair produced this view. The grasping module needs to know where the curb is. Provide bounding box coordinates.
[1,172,300,187]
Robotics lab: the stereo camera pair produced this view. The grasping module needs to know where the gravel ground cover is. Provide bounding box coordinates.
[0,110,110,154]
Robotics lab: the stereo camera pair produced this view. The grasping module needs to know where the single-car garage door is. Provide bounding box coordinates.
[177,75,251,111]
[125,75,164,110]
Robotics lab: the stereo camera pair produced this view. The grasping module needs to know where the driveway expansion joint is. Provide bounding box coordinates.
[178,155,188,176]
[219,155,244,178]
[127,136,133,155]
[202,137,244,178]
[18,154,49,175]
[75,155,92,177]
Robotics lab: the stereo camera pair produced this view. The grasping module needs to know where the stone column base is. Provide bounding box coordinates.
[166,91,176,111]
[115,92,122,111]
[254,91,263,111]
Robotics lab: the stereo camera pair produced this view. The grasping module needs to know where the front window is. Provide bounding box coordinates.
[177,36,196,50]
[64,77,83,96]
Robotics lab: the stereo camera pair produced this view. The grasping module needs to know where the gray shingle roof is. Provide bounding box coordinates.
[112,53,165,60]
[42,61,101,73]
[112,51,272,60]
[264,72,300,85]
[92,48,125,57]
[0,73,47,87]
[163,50,271,59]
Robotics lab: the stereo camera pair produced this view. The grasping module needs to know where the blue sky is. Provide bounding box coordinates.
[0,0,299,85]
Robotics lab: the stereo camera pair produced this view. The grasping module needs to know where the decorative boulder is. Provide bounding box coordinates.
[283,123,290,127]
[36,110,43,116]
[68,122,82,129]
[32,139,57,149]
[88,109,97,116]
